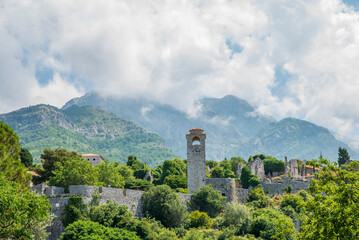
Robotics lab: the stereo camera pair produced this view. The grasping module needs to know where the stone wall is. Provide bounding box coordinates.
[68,185,99,197]
[100,187,144,217]
[261,177,310,195]
[236,188,250,204]
[206,178,236,202]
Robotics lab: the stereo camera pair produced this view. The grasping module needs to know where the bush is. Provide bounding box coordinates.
[96,162,125,188]
[246,188,270,208]
[280,194,304,214]
[125,178,153,191]
[142,185,187,228]
[221,202,251,234]
[188,211,212,229]
[297,190,310,201]
[164,175,187,189]
[89,201,133,228]
[283,185,293,194]
[190,185,226,217]
[62,196,88,227]
[60,220,140,240]
[250,209,296,240]
[248,176,261,188]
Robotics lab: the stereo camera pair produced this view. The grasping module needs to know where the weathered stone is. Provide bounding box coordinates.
[289,159,299,178]
[237,163,244,178]
[206,178,236,202]
[143,169,154,183]
[247,157,265,180]
[186,128,206,194]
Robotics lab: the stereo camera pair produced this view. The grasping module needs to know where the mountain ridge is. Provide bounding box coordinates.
[0,104,177,165]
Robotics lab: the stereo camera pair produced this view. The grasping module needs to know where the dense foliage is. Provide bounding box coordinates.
[0,121,30,186]
[190,185,226,217]
[338,147,350,166]
[142,185,187,228]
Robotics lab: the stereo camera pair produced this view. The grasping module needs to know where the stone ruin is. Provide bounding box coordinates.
[289,159,299,178]
[247,157,265,180]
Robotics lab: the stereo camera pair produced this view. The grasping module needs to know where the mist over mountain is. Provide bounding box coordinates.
[63,92,357,161]
[0,104,176,165]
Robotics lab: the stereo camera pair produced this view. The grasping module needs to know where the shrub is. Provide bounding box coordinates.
[297,190,310,201]
[246,188,270,208]
[142,185,187,228]
[89,201,133,228]
[248,176,261,188]
[60,220,140,240]
[280,194,304,213]
[250,209,296,240]
[221,202,251,234]
[190,185,226,217]
[188,211,212,229]
[62,196,88,227]
[164,175,187,189]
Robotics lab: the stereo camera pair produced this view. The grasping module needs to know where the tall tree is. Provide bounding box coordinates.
[142,185,187,228]
[48,158,98,189]
[40,148,82,181]
[19,148,33,167]
[0,121,30,187]
[338,147,350,166]
[0,172,51,239]
[298,159,359,239]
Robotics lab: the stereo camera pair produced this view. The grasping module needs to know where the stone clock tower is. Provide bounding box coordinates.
[186,128,206,194]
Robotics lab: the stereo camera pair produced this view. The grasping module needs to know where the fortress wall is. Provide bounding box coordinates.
[236,188,250,204]
[69,185,99,197]
[261,178,311,195]
[206,178,236,202]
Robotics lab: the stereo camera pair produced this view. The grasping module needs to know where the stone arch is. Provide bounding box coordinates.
[192,136,201,145]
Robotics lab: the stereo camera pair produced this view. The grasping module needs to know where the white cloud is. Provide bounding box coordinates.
[1,0,359,146]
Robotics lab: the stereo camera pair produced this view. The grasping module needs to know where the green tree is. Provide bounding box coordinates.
[211,166,224,178]
[96,162,125,188]
[48,157,98,189]
[250,208,295,240]
[60,220,140,240]
[160,158,186,183]
[117,164,134,180]
[338,147,350,166]
[0,121,30,187]
[229,157,246,175]
[19,148,33,167]
[163,174,187,189]
[240,166,252,189]
[248,175,261,188]
[246,187,270,209]
[62,195,88,227]
[89,201,133,228]
[221,202,252,234]
[125,178,153,191]
[190,184,226,217]
[0,172,51,239]
[40,148,82,181]
[188,211,212,229]
[263,157,284,176]
[142,185,187,228]
[298,159,359,239]
[127,155,142,171]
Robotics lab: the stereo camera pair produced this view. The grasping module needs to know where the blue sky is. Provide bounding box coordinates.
[1,0,359,148]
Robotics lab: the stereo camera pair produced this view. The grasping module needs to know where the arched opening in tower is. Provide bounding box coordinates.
[192,136,201,145]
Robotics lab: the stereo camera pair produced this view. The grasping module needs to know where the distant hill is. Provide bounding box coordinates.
[0,104,177,165]
[239,117,358,161]
[63,92,358,162]
[63,92,276,160]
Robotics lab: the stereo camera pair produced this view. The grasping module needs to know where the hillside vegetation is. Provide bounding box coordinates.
[0,105,177,165]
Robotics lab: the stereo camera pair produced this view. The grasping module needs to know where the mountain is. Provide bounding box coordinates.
[0,104,177,165]
[239,117,358,161]
[63,92,359,162]
[63,92,276,160]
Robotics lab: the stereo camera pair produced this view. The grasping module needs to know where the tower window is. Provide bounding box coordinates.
[192,136,200,145]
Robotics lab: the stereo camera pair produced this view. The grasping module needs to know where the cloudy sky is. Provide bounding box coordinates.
[1,0,359,146]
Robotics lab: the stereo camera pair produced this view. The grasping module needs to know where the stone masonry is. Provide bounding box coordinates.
[247,157,265,180]
[186,128,206,194]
